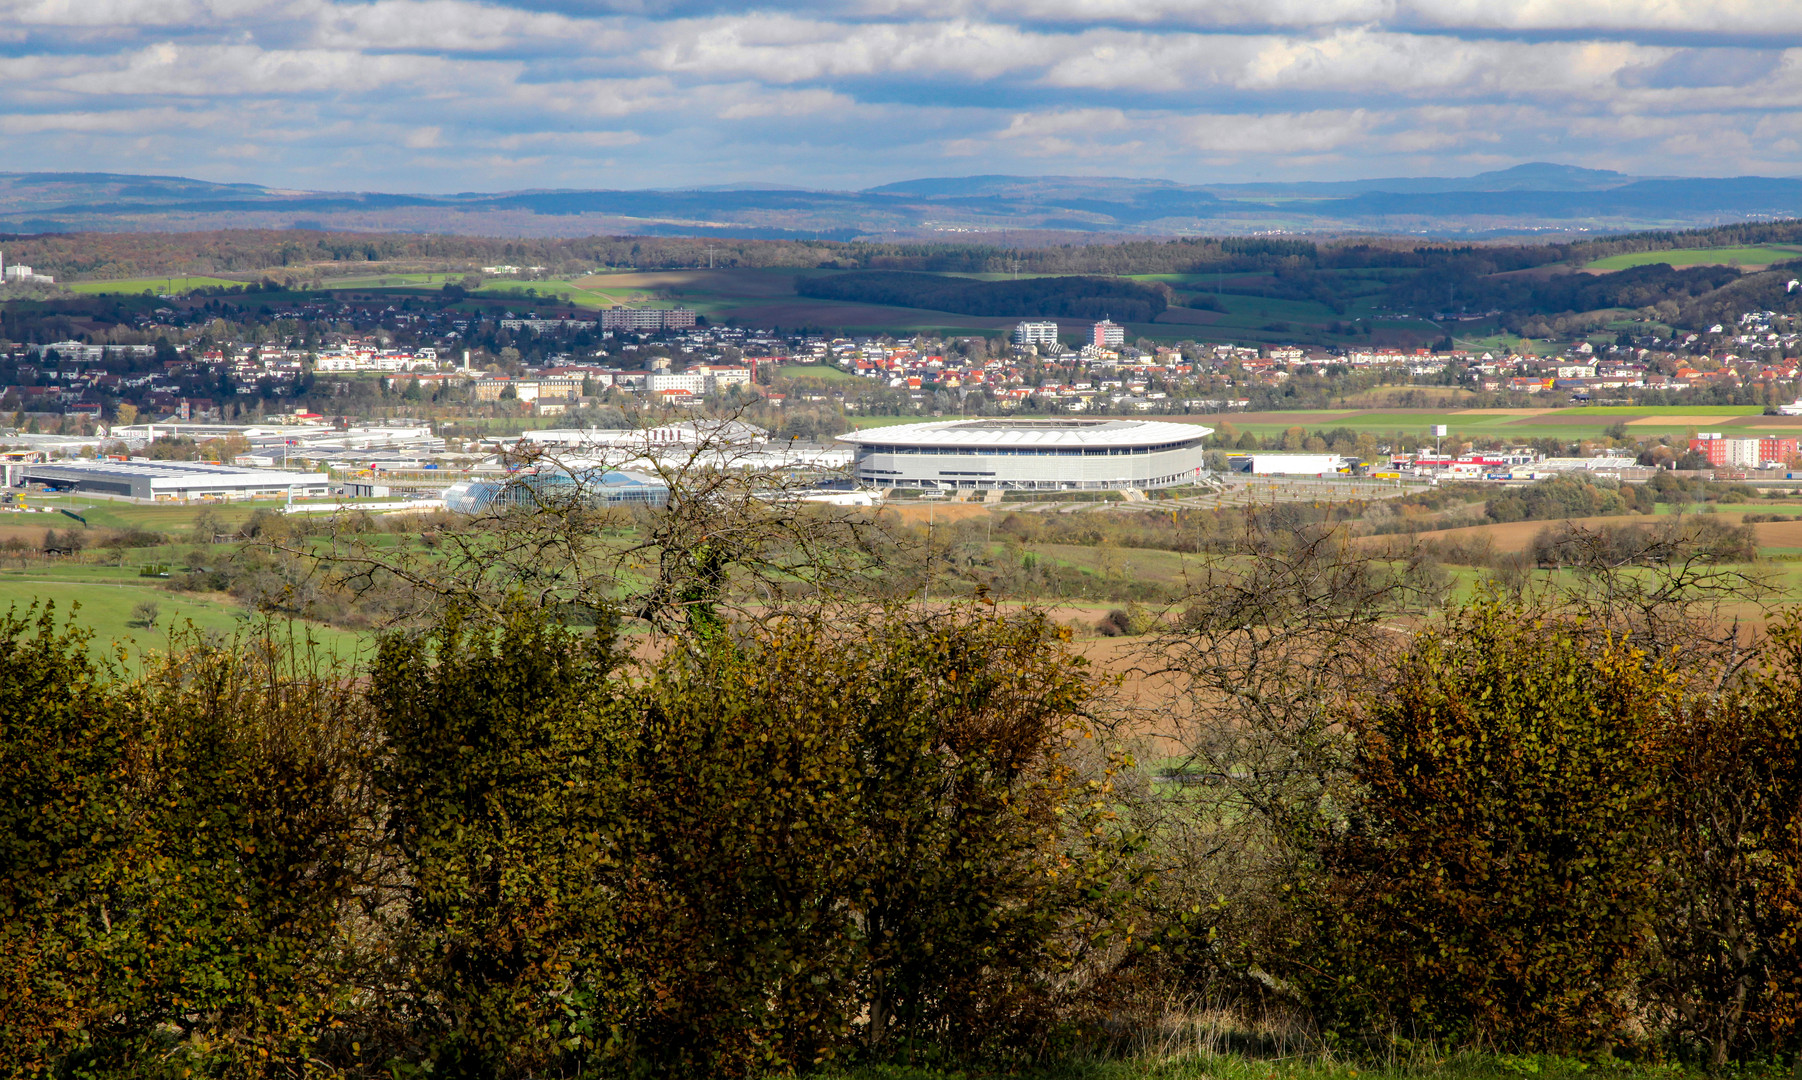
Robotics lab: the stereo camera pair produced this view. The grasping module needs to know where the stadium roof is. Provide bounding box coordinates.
[835,418,1211,450]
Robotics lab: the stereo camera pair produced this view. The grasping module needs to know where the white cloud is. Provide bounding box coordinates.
[7,0,1802,189]
[644,15,1047,82]
[717,86,856,118]
[306,0,608,52]
[0,0,307,27]
[1398,0,1802,35]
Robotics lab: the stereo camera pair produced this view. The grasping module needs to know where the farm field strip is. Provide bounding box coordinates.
[0,576,368,665]
[66,275,244,294]
[1201,406,1797,442]
[1584,244,1802,271]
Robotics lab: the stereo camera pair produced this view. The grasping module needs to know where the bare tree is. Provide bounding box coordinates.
[1117,518,1442,1005]
[293,411,897,634]
[1528,514,1778,684]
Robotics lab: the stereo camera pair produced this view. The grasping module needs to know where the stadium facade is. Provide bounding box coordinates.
[835,418,1212,492]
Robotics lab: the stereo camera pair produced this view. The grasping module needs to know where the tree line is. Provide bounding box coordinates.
[17,218,1802,286]
[794,271,1171,321]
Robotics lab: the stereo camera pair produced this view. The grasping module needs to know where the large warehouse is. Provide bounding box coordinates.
[22,459,331,501]
[835,418,1212,492]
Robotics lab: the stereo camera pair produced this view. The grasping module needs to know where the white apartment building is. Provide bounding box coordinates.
[645,372,708,394]
[691,365,752,391]
[1013,321,1060,346]
[601,307,699,331]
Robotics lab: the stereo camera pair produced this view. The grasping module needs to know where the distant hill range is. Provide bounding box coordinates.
[3,164,1801,240]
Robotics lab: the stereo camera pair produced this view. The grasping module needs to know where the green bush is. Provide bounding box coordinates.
[1310,600,1676,1049]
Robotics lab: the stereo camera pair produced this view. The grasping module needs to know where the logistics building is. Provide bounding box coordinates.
[836,418,1211,492]
[21,460,330,501]
[1227,453,1349,476]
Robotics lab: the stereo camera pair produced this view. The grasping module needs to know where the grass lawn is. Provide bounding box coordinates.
[818,1053,1753,1080]
[0,572,369,667]
[18,495,286,532]
[1209,406,1793,444]
[312,276,649,311]
[470,279,627,308]
[1584,244,1802,271]
[1562,405,1764,416]
[65,275,244,295]
[318,272,457,288]
[780,365,856,381]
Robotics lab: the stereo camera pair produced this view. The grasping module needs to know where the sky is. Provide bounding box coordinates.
[3,0,1802,193]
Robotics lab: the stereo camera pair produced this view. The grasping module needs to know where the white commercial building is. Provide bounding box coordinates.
[21,459,330,501]
[1229,453,1347,476]
[836,418,1211,492]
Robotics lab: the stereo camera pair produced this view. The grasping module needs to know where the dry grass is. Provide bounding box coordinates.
[1624,415,1745,427]
[874,502,994,526]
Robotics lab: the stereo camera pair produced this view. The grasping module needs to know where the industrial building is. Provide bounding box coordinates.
[442,469,670,513]
[835,418,1211,492]
[21,460,331,501]
[1227,453,1348,476]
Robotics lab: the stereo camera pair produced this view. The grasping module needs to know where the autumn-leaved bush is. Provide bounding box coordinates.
[368,603,1139,1078]
[1312,601,1678,1050]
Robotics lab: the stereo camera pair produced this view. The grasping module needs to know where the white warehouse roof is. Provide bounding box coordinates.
[24,459,331,500]
[836,418,1210,450]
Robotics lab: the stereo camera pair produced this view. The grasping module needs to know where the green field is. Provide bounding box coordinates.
[471,279,632,308]
[0,572,368,666]
[18,495,290,531]
[853,405,1793,442]
[1584,244,1802,271]
[313,274,629,309]
[66,275,245,295]
[58,263,1453,346]
[779,364,855,381]
[1209,405,1790,443]
[316,272,457,288]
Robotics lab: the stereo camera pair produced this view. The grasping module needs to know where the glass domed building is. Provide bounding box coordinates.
[442,468,670,513]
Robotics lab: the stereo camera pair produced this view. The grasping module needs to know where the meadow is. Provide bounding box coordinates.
[59,263,1451,346]
[1583,243,1802,271]
[848,405,1801,443]
[65,275,244,295]
[0,571,367,667]
[1207,404,1795,442]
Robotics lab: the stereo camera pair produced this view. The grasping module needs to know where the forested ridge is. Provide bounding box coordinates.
[11,217,1802,283]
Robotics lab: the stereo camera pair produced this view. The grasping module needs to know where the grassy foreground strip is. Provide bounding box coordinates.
[825,1054,1781,1080]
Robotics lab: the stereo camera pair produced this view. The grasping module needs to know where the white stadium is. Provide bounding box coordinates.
[835,418,1213,493]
